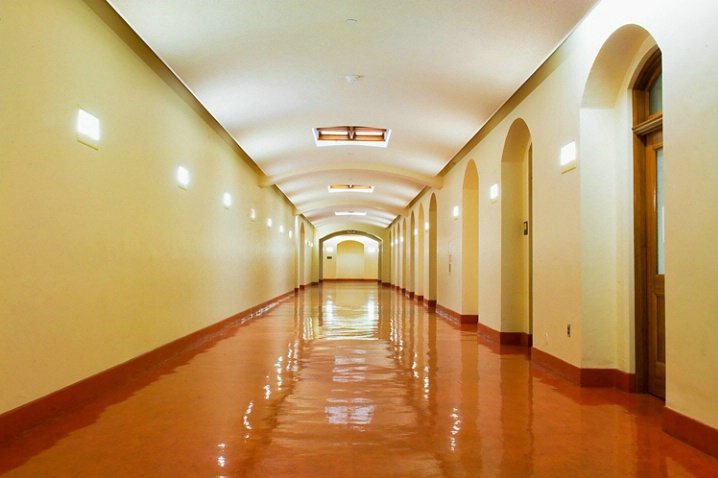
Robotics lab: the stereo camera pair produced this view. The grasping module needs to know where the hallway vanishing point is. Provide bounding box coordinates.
[1,282,717,477]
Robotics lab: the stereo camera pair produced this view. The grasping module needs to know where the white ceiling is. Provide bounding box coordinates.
[108,0,599,229]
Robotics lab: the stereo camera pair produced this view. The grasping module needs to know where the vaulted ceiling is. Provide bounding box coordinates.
[108,0,599,229]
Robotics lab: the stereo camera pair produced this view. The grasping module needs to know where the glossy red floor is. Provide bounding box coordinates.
[1,283,717,477]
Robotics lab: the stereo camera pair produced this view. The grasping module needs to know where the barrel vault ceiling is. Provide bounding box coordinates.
[107,0,599,229]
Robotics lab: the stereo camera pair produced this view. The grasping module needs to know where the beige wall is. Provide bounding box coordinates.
[396,0,718,432]
[0,0,298,415]
[337,241,364,278]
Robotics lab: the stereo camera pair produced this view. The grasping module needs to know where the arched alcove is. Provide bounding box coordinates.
[462,160,479,321]
[417,204,425,300]
[409,212,416,297]
[580,24,660,393]
[427,194,438,308]
[500,118,533,344]
[299,222,306,288]
[401,217,408,292]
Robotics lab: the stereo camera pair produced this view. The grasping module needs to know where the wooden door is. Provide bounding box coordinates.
[645,130,665,399]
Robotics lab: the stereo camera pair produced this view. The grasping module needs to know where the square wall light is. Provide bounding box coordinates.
[250,208,256,221]
[177,166,190,190]
[223,192,232,209]
[561,141,577,173]
[267,218,273,228]
[77,108,100,149]
[452,205,460,219]
[490,183,499,202]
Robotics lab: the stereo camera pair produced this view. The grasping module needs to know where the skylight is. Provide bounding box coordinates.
[314,126,390,148]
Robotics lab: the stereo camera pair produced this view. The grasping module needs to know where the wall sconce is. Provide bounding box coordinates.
[250,208,257,221]
[77,108,100,149]
[452,205,460,219]
[490,183,499,202]
[425,221,430,232]
[223,192,232,209]
[176,166,190,190]
[266,218,272,228]
[414,228,418,236]
[560,141,577,173]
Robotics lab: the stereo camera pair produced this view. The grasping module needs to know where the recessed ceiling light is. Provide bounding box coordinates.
[335,211,367,216]
[328,184,374,193]
[345,18,357,25]
[345,74,361,84]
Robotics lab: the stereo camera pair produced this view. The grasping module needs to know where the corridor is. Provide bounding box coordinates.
[1,283,716,477]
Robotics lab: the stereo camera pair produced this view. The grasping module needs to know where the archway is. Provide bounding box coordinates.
[318,230,383,283]
[500,118,533,345]
[401,218,408,293]
[409,212,416,297]
[462,160,479,322]
[580,24,660,394]
[299,222,306,289]
[417,204,425,301]
[427,194,438,309]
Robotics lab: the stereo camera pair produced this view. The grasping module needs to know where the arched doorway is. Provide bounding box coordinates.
[409,212,416,297]
[580,25,662,396]
[462,160,479,322]
[417,204,425,301]
[298,222,306,289]
[427,194,438,309]
[500,119,533,345]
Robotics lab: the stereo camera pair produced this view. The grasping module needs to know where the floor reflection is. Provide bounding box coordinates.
[1,282,717,477]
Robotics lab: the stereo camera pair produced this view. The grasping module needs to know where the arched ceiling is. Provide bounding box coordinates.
[107,0,599,229]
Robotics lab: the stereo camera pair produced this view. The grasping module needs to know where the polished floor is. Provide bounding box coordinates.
[1,283,717,477]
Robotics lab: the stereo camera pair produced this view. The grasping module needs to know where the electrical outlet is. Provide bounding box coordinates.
[567,324,571,337]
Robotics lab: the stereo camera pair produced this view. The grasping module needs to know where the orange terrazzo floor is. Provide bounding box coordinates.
[1,282,717,477]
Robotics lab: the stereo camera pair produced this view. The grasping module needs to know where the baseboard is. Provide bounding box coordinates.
[477,323,532,347]
[0,289,295,445]
[664,407,718,459]
[423,298,437,311]
[531,347,636,391]
[435,303,478,324]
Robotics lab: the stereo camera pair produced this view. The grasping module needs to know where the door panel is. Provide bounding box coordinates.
[646,134,665,399]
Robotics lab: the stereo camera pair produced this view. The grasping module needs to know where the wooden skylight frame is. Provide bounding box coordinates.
[314,126,390,147]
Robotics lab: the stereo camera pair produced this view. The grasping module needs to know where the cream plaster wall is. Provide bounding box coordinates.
[0,0,296,415]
